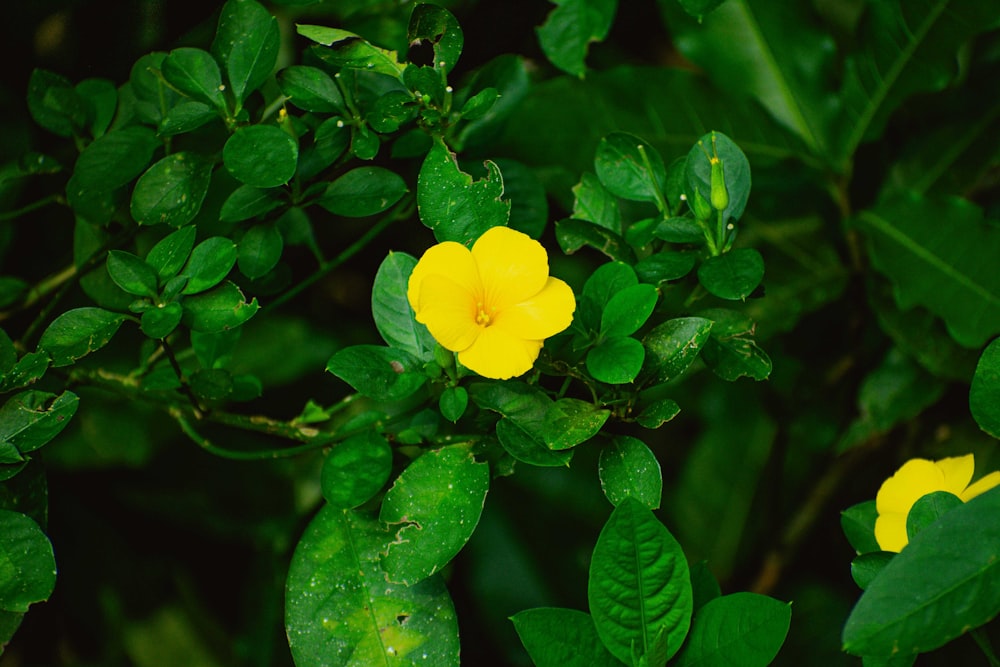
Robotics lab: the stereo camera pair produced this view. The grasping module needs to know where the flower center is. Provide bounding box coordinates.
[475,301,494,326]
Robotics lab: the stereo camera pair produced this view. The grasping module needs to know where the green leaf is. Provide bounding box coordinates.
[106,250,159,298]
[380,444,489,585]
[181,237,238,295]
[855,192,1000,348]
[130,152,213,227]
[371,252,436,360]
[72,125,159,190]
[276,65,343,113]
[0,511,56,613]
[635,251,697,285]
[536,0,617,78]
[600,283,658,338]
[835,0,1000,164]
[37,308,125,367]
[224,125,298,188]
[469,381,573,467]
[588,496,693,664]
[598,435,662,509]
[699,311,771,381]
[662,0,838,157]
[636,399,680,429]
[220,185,285,223]
[161,47,225,109]
[538,398,609,450]
[319,167,408,218]
[321,431,393,509]
[697,248,764,300]
[301,28,407,81]
[417,140,509,245]
[587,336,645,384]
[843,487,1000,656]
[191,328,241,370]
[689,561,721,614]
[685,131,751,225]
[641,317,713,384]
[212,0,280,104]
[326,345,427,401]
[238,223,283,280]
[285,506,459,667]
[407,4,464,74]
[438,386,468,423]
[493,158,548,239]
[851,552,894,591]
[0,391,79,455]
[189,368,234,400]
[459,87,499,121]
[511,607,621,667]
[572,172,622,233]
[146,226,197,283]
[906,490,963,543]
[27,69,86,137]
[842,500,880,556]
[672,592,791,667]
[159,100,217,136]
[0,353,50,394]
[140,302,184,339]
[555,218,636,263]
[971,337,1000,438]
[594,132,666,204]
[180,281,259,333]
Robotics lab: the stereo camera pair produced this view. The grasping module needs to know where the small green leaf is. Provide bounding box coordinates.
[906,491,962,542]
[380,444,490,585]
[459,87,499,121]
[537,0,617,78]
[277,65,343,113]
[140,302,184,339]
[555,218,636,263]
[0,391,79,455]
[321,431,392,509]
[439,386,468,422]
[238,223,283,280]
[971,337,1000,438]
[224,124,298,188]
[600,283,658,338]
[539,398,609,450]
[635,251,697,285]
[220,185,285,223]
[572,172,622,233]
[469,381,572,467]
[146,225,197,282]
[181,281,259,333]
[285,507,459,667]
[842,500,880,555]
[27,69,86,137]
[408,4,463,74]
[159,100,217,136]
[685,131,751,224]
[697,248,764,300]
[594,132,666,204]
[72,125,159,190]
[181,237,238,295]
[326,345,426,401]
[511,608,621,667]
[301,27,407,81]
[673,593,791,667]
[641,317,713,384]
[599,435,662,509]
[213,0,280,104]
[371,252,436,360]
[131,152,213,227]
[191,329,241,369]
[636,399,680,429]
[851,552,894,590]
[319,167,408,218]
[0,353,50,393]
[0,511,56,613]
[589,496,693,664]
[37,308,125,367]
[190,368,234,400]
[106,250,159,298]
[586,336,645,384]
[161,47,225,109]
[843,487,1000,656]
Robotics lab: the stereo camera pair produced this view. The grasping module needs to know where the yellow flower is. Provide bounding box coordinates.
[407,226,575,380]
[874,454,1000,552]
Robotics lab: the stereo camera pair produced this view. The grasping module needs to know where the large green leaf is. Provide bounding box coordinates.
[321,431,392,509]
[285,506,460,667]
[212,0,280,105]
[834,0,1000,164]
[588,496,693,664]
[511,608,621,667]
[659,0,838,159]
[673,592,791,667]
[0,511,56,613]
[843,487,1000,657]
[416,140,510,245]
[380,444,490,585]
[856,192,1000,348]
[37,308,126,367]
[161,47,225,109]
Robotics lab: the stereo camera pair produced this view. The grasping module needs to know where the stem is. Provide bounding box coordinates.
[160,338,205,417]
[0,194,64,222]
[971,628,1000,667]
[636,144,671,217]
[171,410,332,461]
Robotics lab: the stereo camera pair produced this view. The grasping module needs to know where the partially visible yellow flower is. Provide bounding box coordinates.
[407,226,575,380]
[874,454,1000,552]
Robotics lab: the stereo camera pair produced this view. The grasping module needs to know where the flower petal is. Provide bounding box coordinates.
[472,226,549,310]
[493,277,576,340]
[457,326,542,379]
[407,241,479,314]
[875,459,944,515]
[413,274,480,352]
[960,470,1000,501]
[934,454,975,496]
[874,512,908,553]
